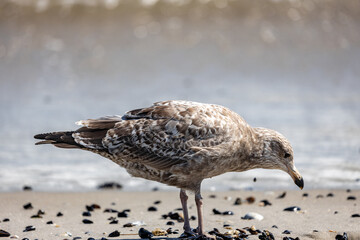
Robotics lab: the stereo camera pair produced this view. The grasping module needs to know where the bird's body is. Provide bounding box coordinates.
[35,100,303,236]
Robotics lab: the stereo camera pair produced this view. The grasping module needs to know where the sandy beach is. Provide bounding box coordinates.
[0,189,359,240]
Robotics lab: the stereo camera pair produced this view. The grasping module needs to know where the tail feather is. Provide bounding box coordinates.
[34,131,81,149]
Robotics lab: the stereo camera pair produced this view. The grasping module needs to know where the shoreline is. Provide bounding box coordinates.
[0,189,359,239]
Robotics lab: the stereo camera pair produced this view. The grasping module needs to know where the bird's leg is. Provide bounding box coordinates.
[195,191,204,235]
[180,189,191,233]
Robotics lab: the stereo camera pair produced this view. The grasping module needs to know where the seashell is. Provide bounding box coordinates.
[23,203,33,210]
[241,212,264,221]
[0,230,10,237]
[277,192,286,199]
[283,206,301,212]
[152,228,167,236]
[138,228,153,239]
[108,230,120,237]
[82,219,93,224]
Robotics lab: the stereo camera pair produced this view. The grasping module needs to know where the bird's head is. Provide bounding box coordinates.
[254,128,304,189]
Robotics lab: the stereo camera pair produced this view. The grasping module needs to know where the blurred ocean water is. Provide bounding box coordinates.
[0,0,359,191]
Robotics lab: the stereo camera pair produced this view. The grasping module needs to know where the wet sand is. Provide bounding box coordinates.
[0,189,359,240]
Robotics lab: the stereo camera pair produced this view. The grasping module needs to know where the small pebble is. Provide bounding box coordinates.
[46,221,53,224]
[23,186,32,191]
[234,198,242,205]
[334,211,338,214]
[209,194,216,198]
[190,215,196,220]
[259,200,272,207]
[97,182,122,190]
[212,209,222,215]
[351,214,360,218]
[253,177,257,182]
[10,236,19,239]
[117,211,128,218]
[272,225,278,228]
[23,226,35,232]
[138,228,153,239]
[346,189,351,193]
[282,230,291,234]
[82,212,91,217]
[327,193,334,197]
[148,206,157,212]
[335,232,348,240]
[87,238,95,240]
[277,192,286,199]
[109,219,118,224]
[23,203,33,210]
[302,193,309,197]
[82,219,93,224]
[166,221,175,225]
[56,212,63,217]
[283,206,301,212]
[241,212,264,221]
[316,194,324,198]
[246,196,255,204]
[154,200,161,205]
[0,229,11,237]
[104,208,118,213]
[222,211,234,215]
[73,237,81,240]
[123,223,134,227]
[108,230,120,237]
[347,196,356,200]
[86,205,94,212]
[2,219,9,222]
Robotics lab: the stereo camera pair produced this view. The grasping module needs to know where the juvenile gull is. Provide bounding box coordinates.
[34,100,304,236]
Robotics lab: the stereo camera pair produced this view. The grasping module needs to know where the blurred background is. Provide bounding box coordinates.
[0,0,359,192]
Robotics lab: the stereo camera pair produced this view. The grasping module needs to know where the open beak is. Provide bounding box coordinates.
[288,165,304,190]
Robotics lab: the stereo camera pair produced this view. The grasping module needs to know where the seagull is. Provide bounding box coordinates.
[34,100,304,236]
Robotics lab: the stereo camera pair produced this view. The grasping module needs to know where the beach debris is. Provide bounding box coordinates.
[241,212,264,221]
[23,226,35,232]
[222,211,234,215]
[104,208,118,213]
[108,230,120,237]
[259,230,275,240]
[46,221,53,224]
[86,204,100,211]
[335,232,348,240]
[234,197,242,205]
[30,214,42,219]
[82,219,93,224]
[2,219,9,222]
[334,211,338,214]
[148,206,157,212]
[109,219,118,224]
[31,209,45,218]
[223,229,240,237]
[56,212,63,217]
[166,221,175,225]
[82,211,91,217]
[166,228,178,234]
[224,196,232,201]
[162,212,184,222]
[23,186,32,191]
[283,206,301,212]
[351,214,360,218]
[271,225,278,229]
[302,193,309,197]
[259,200,272,207]
[246,225,259,235]
[61,232,72,237]
[123,221,146,227]
[277,192,286,199]
[154,200,161,205]
[23,203,33,210]
[347,196,356,200]
[282,230,291,234]
[212,209,233,215]
[152,228,167,236]
[97,182,122,190]
[9,235,19,239]
[327,193,334,197]
[117,209,130,218]
[0,229,11,237]
[246,196,256,204]
[179,231,196,238]
[138,228,153,239]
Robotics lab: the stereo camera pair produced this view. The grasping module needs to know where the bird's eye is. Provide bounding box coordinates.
[284,152,291,158]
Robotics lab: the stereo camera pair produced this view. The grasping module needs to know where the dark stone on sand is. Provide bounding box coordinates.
[56,212,63,217]
[86,205,94,211]
[222,211,234,215]
[138,227,153,239]
[104,208,118,213]
[335,232,348,240]
[246,196,256,204]
[212,209,222,215]
[316,194,324,198]
[253,177,257,182]
[283,206,301,212]
[83,211,91,217]
[23,203,33,210]
[346,189,351,193]
[22,238,30,240]
[174,208,183,211]
[190,215,196,220]
[166,221,175,225]
[2,219,9,222]
[166,212,183,221]
[91,204,101,209]
[152,187,159,191]
[23,226,35,232]
[108,230,120,237]
[259,230,275,240]
[351,214,360,218]
[97,182,122,190]
[148,206,157,212]
[117,211,128,218]
[46,221,53,224]
[283,237,300,240]
[154,200,161,205]
[87,238,95,240]
[313,230,318,232]
[109,219,118,224]
[31,214,42,218]
[272,225,278,228]
[123,223,134,227]
[234,197,242,205]
[0,229,11,237]
[327,193,334,197]
[282,230,291,234]
[101,238,108,240]
[209,194,217,198]
[82,219,93,224]
[302,193,309,197]
[23,186,32,191]
[277,192,286,199]
[334,211,338,214]
[347,196,356,200]
[260,199,272,206]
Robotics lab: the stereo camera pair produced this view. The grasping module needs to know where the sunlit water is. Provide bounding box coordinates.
[0,0,359,192]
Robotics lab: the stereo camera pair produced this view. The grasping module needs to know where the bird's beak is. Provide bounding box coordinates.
[288,165,304,190]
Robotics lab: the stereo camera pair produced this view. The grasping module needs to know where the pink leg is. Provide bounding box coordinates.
[195,192,204,235]
[180,189,191,233]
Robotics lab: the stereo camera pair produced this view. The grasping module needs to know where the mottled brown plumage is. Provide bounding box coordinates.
[35,100,303,236]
